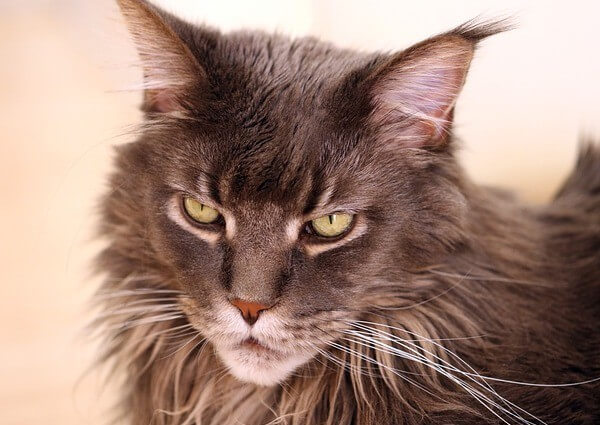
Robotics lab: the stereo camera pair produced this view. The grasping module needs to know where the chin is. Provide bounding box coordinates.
[215,341,314,386]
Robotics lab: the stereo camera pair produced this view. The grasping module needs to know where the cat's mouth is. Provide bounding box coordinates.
[234,336,288,360]
[239,337,272,352]
[183,303,318,385]
[215,335,315,386]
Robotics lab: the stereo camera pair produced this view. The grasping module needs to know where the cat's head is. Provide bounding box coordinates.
[107,0,500,386]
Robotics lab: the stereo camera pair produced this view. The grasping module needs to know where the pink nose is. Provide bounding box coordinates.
[230,299,271,325]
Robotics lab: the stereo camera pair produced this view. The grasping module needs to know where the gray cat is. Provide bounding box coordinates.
[93,0,600,423]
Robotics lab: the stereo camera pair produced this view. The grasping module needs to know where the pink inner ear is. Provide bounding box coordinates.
[412,67,463,139]
[378,64,466,143]
[371,37,474,147]
[145,89,181,114]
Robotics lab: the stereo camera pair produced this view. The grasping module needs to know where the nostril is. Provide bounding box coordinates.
[230,299,271,325]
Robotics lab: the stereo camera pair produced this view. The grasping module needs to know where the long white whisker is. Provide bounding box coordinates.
[324,339,444,402]
[378,267,474,311]
[346,322,546,424]
[342,335,537,425]
[135,323,196,343]
[428,270,550,287]
[346,321,538,422]
[93,289,185,300]
[457,373,600,388]
[349,320,501,392]
[103,313,184,332]
[354,317,598,385]
[97,274,161,286]
[310,344,379,378]
[100,296,183,308]
[344,321,543,422]
[162,332,205,360]
[94,305,182,320]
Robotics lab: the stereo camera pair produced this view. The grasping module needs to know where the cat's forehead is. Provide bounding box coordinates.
[157,33,379,212]
[213,31,360,91]
[161,119,366,217]
[199,31,372,119]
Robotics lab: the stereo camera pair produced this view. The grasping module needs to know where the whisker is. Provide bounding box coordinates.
[131,323,196,344]
[351,319,600,386]
[428,269,550,287]
[99,296,183,307]
[344,322,545,424]
[377,267,474,310]
[162,332,205,360]
[102,313,185,332]
[310,344,379,379]
[345,322,524,416]
[323,339,447,403]
[342,334,538,425]
[97,274,161,285]
[93,288,185,300]
[93,304,182,320]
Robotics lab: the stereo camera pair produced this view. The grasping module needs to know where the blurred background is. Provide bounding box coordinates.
[1,1,598,424]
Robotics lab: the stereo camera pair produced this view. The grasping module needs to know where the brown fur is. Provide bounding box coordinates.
[92,1,600,423]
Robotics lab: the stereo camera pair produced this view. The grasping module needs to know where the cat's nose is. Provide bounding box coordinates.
[230,299,271,325]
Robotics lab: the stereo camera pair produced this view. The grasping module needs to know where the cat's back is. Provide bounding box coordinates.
[542,143,600,380]
[545,143,600,282]
[476,144,600,424]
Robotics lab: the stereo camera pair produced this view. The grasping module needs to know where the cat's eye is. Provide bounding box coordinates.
[310,213,354,238]
[182,197,220,224]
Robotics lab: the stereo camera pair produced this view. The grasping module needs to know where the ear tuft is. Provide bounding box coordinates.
[451,17,514,43]
[367,19,510,149]
[116,0,206,114]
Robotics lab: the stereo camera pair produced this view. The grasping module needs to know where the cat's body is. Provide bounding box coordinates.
[94,1,600,424]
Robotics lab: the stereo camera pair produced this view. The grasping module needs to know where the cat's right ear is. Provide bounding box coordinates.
[342,20,509,151]
[116,0,207,114]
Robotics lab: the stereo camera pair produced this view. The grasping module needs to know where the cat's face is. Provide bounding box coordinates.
[138,109,416,385]
[112,0,481,386]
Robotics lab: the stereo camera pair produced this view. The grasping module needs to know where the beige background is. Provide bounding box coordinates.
[1,1,599,424]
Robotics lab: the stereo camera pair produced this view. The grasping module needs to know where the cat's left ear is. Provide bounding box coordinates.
[360,22,507,149]
[116,0,208,114]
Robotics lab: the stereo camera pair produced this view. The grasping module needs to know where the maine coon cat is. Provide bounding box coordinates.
[93,0,600,423]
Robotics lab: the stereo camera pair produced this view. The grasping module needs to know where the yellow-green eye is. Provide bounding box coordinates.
[311,213,354,238]
[182,197,220,224]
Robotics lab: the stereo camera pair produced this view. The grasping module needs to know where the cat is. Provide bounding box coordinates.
[92,0,600,424]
